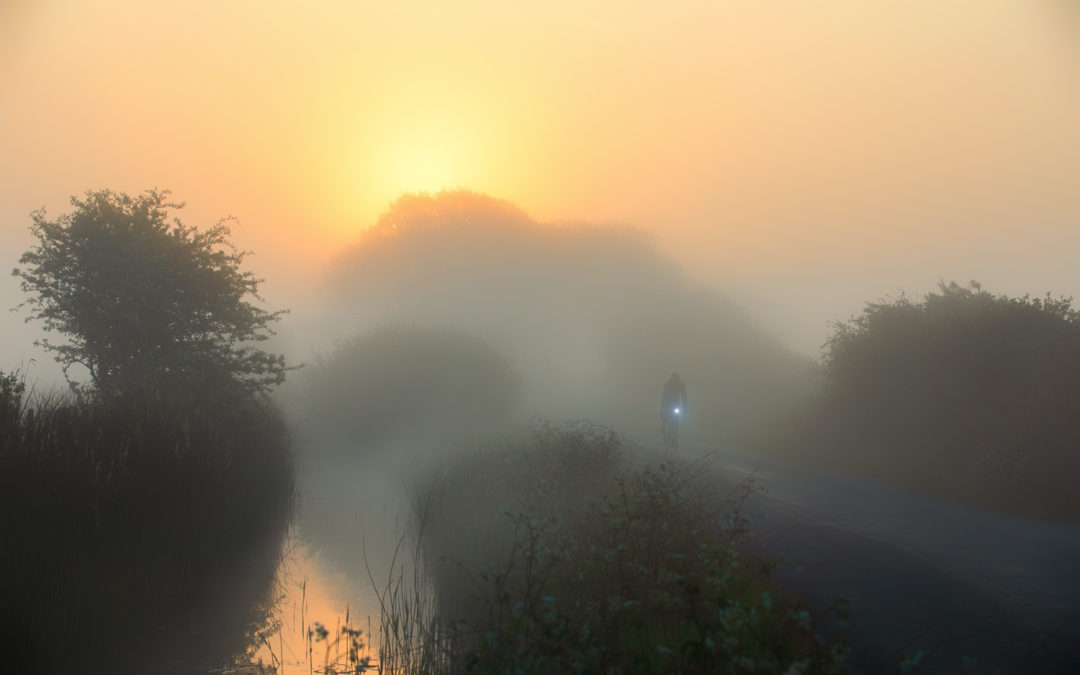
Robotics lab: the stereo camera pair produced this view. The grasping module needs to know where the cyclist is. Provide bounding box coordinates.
[660,373,686,451]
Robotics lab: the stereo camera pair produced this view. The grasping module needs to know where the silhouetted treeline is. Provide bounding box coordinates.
[0,383,294,673]
[329,191,814,445]
[794,281,1080,521]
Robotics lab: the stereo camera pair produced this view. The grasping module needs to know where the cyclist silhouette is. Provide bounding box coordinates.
[660,373,686,451]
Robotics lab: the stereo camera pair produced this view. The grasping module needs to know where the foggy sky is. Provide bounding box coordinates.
[3,0,1079,379]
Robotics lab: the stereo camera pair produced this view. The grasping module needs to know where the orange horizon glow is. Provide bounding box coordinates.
[3,0,1080,353]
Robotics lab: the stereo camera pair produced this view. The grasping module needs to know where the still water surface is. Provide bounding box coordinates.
[249,539,380,673]
[249,453,412,673]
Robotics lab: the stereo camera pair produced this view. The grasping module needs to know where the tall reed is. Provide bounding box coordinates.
[0,382,295,674]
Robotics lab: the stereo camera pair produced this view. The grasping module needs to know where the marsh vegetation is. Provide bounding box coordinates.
[5,188,1079,673]
[1,190,296,673]
[370,423,849,675]
[0,379,294,673]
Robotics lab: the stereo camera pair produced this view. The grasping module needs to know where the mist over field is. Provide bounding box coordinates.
[279,192,821,650]
[4,1,1080,673]
[295,191,815,444]
[5,188,1080,672]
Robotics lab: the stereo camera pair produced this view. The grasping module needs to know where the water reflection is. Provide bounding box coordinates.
[251,540,379,674]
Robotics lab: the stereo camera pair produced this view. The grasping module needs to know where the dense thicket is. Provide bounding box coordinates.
[330,191,814,445]
[805,281,1080,520]
[0,383,295,673]
[376,423,848,674]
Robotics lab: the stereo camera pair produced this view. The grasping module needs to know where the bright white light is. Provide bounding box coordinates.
[674,408,680,415]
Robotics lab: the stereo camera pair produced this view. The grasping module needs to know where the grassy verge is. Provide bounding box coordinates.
[371,422,849,674]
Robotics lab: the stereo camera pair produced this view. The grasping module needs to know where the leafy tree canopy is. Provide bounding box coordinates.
[13,189,287,398]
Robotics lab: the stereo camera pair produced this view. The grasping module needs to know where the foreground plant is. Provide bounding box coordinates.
[376,422,849,674]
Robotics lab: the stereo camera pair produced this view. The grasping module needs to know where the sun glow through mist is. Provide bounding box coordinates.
[2,0,1079,355]
[382,130,471,194]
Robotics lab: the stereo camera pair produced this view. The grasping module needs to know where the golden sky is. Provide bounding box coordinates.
[2,0,1079,353]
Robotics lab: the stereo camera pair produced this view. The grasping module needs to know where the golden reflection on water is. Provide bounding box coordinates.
[251,539,380,674]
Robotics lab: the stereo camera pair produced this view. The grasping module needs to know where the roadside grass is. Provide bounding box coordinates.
[370,421,850,674]
[0,373,295,674]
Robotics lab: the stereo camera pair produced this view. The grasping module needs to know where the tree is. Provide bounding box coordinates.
[12,189,287,398]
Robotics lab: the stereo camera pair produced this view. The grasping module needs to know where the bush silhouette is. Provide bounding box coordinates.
[299,326,520,450]
[806,281,1080,520]
[377,423,849,674]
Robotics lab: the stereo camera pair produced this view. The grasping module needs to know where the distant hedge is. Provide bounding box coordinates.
[299,326,520,450]
[804,281,1080,521]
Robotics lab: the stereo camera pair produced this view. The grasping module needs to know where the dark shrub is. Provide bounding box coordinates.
[378,422,848,674]
[804,281,1080,520]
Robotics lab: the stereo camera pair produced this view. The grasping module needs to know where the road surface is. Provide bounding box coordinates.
[644,441,1080,674]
